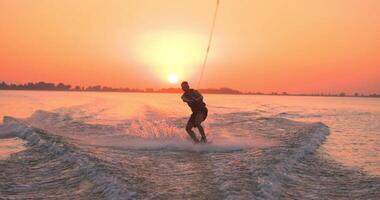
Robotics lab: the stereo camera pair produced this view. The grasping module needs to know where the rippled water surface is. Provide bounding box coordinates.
[0,91,379,199]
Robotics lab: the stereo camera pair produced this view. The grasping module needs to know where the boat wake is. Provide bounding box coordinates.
[22,110,273,153]
[0,109,334,199]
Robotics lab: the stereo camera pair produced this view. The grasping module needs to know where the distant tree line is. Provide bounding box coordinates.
[0,81,72,91]
[0,81,242,94]
[0,81,379,97]
[0,81,144,92]
[156,87,242,94]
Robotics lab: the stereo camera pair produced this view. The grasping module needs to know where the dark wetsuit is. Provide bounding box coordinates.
[181,89,208,127]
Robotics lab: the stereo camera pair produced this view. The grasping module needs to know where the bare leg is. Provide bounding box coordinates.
[195,113,207,143]
[196,124,207,143]
[186,123,199,143]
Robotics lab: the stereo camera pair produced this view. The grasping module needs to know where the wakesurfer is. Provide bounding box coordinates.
[181,81,208,143]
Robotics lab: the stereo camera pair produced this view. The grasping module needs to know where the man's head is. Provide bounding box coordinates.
[181,81,190,92]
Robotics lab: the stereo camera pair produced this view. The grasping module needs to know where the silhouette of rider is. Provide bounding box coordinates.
[181,81,208,143]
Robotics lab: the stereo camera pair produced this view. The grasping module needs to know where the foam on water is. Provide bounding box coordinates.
[25,110,273,153]
[0,116,136,199]
[0,109,337,199]
[88,136,270,153]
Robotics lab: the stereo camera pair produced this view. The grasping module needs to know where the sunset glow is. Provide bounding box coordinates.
[1,0,379,93]
[0,1,380,197]
[133,31,204,84]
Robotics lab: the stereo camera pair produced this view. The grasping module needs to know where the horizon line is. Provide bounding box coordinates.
[1,81,379,98]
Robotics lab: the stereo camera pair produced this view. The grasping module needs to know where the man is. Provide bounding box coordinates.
[181,81,208,143]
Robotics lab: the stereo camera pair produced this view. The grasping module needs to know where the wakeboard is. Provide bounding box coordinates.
[195,141,212,145]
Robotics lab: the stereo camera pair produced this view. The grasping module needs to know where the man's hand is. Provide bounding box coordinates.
[182,90,203,103]
[181,96,195,103]
[192,91,203,102]
[193,95,203,102]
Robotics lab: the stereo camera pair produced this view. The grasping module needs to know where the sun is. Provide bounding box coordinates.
[168,74,179,84]
[133,31,205,83]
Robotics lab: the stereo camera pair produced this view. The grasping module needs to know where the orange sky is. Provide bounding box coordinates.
[1,0,379,94]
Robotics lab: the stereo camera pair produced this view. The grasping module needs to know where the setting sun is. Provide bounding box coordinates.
[133,31,205,84]
[168,74,179,84]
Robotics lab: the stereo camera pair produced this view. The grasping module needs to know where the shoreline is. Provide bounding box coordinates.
[0,89,379,99]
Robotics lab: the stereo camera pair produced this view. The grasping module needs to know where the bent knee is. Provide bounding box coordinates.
[185,125,193,132]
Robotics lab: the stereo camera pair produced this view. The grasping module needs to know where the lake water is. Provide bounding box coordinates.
[0,91,379,199]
